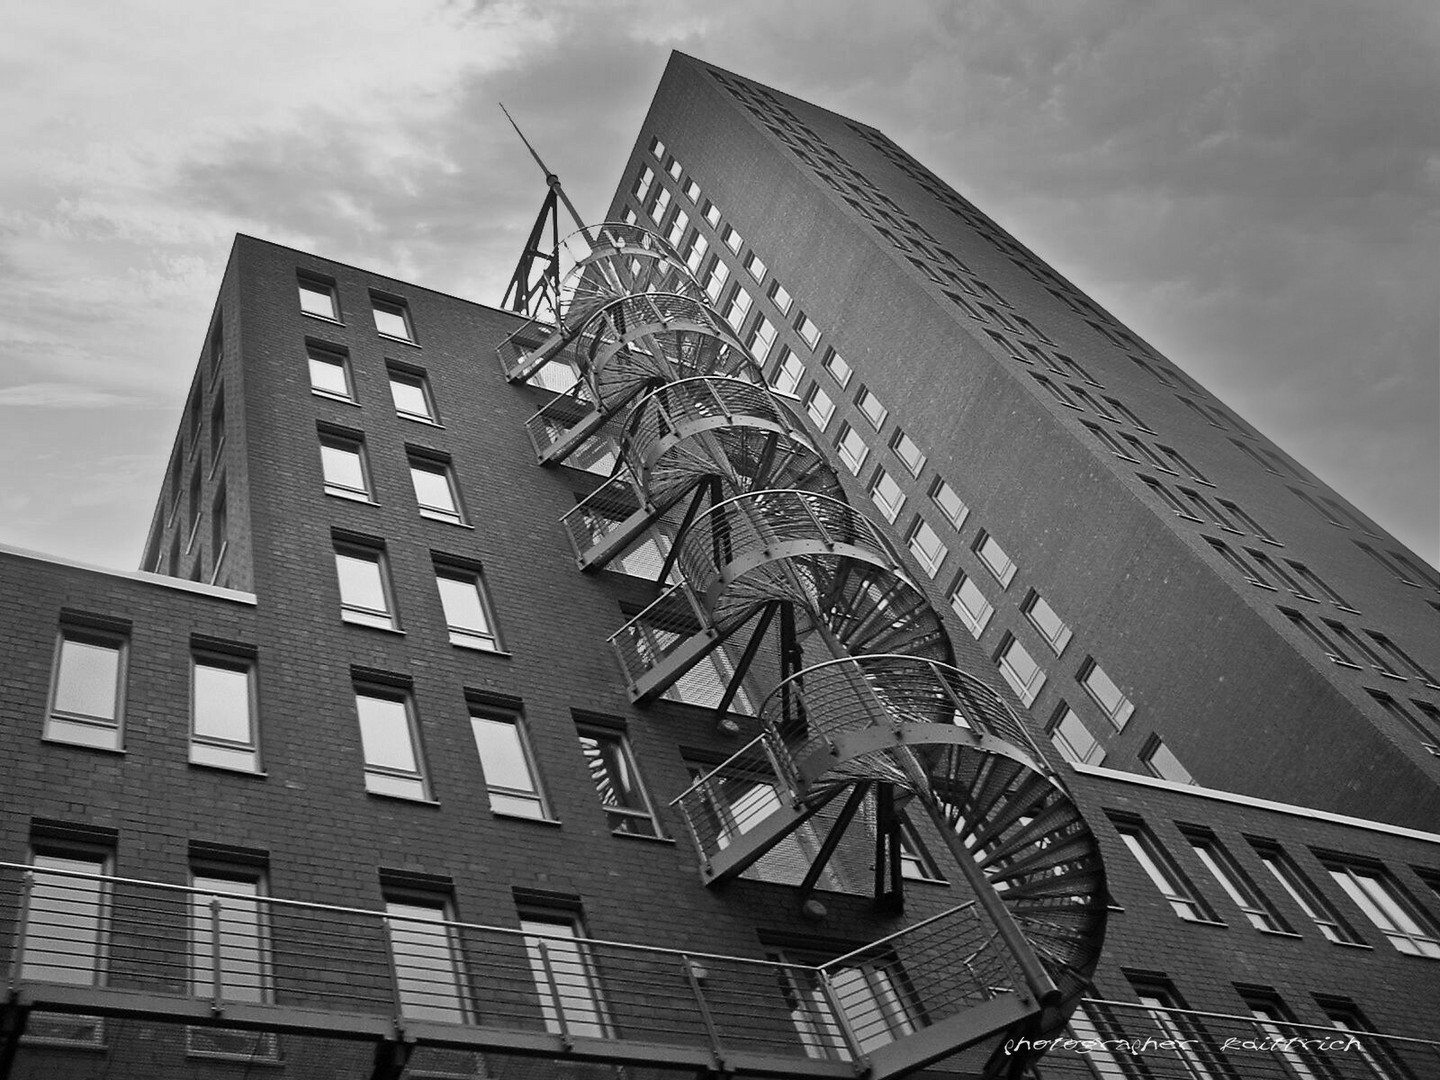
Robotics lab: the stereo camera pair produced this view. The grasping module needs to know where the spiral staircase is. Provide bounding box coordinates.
[500,220,1109,1078]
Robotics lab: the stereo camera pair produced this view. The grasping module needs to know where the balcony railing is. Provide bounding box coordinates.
[0,862,1044,1079]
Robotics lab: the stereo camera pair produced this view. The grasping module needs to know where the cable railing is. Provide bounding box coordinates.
[0,863,1026,1076]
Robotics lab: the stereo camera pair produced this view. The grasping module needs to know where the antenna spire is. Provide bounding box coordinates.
[499,103,587,232]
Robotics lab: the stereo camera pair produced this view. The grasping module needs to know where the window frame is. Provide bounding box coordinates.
[354,684,429,801]
[297,274,340,322]
[46,627,128,751]
[383,891,468,1022]
[519,908,611,1039]
[186,864,279,1060]
[867,467,906,523]
[928,478,969,530]
[1047,703,1105,765]
[334,541,399,631]
[972,530,1017,589]
[1321,858,1440,958]
[1020,589,1072,655]
[318,428,373,503]
[995,633,1046,705]
[1182,830,1289,933]
[1079,657,1134,729]
[22,845,111,1047]
[835,422,869,476]
[407,451,466,525]
[371,295,416,343]
[1110,817,1217,922]
[434,562,503,652]
[387,364,438,425]
[906,518,948,578]
[889,431,926,476]
[855,387,888,431]
[471,708,550,821]
[307,342,355,402]
[948,572,993,637]
[190,650,261,773]
[1140,735,1196,785]
[576,724,664,838]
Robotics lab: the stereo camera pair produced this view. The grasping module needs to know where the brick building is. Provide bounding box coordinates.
[0,51,1437,1080]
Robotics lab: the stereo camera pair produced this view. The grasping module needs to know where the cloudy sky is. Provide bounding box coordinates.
[1,0,1436,570]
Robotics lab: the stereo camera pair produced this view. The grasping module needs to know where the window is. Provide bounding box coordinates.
[769,347,804,398]
[973,530,1016,588]
[1368,691,1439,754]
[335,542,397,630]
[1250,841,1360,944]
[1084,420,1133,459]
[1141,735,1196,784]
[47,628,126,750]
[371,295,415,342]
[1048,704,1105,765]
[1322,859,1440,957]
[210,487,228,585]
[995,634,1045,705]
[208,318,224,372]
[666,207,688,248]
[895,817,943,881]
[682,178,700,203]
[1021,590,1072,654]
[648,185,671,223]
[1141,474,1196,519]
[307,343,353,400]
[868,467,906,523]
[1281,609,1357,666]
[906,519,947,577]
[1182,488,1239,530]
[1033,373,1079,408]
[702,256,730,302]
[1111,821,1214,922]
[1161,445,1211,484]
[770,946,918,1059]
[1065,1002,1128,1079]
[577,725,661,837]
[1105,397,1153,432]
[191,652,259,772]
[928,478,969,529]
[409,453,465,524]
[1316,999,1411,1079]
[1182,831,1287,931]
[1080,658,1134,728]
[1075,387,1118,420]
[520,911,609,1038]
[388,365,436,423]
[723,285,752,332]
[471,710,548,819]
[632,164,654,201]
[835,422,869,475]
[1285,560,1354,610]
[803,383,835,430]
[1129,979,1229,1079]
[743,250,767,282]
[188,866,277,1059]
[186,468,202,549]
[319,429,372,502]
[384,895,466,1021]
[647,135,665,160]
[1119,433,1169,470]
[432,563,501,651]
[297,274,339,320]
[22,848,109,1046]
[683,230,708,273]
[209,390,225,462]
[1366,630,1438,685]
[795,314,821,349]
[748,314,778,363]
[355,686,427,800]
[768,279,793,314]
[1220,499,1279,544]
[822,347,853,387]
[949,573,993,637]
[721,224,743,253]
[889,431,925,476]
[702,199,721,228]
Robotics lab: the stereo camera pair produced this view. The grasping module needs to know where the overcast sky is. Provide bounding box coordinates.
[1,0,1435,571]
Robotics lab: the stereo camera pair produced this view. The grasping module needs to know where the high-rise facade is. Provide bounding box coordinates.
[0,51,1436,1080]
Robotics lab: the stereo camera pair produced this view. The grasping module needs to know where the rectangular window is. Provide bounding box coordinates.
[191,652,259,772]
[1021,590,1072,655]
[1368,691,1439,754]
[769,347,804,398]
[187,866,277,1060]
[682,178,700,203]
[770,947,917,1059]
[1105,397,1153,432]
[335,541,397,630]
[1160,445,1211,485]
[743,250,767,282]
[835,422,869,475]
[803,383,835,430]
[471,710,548,819]
[822,347,853,388]
[747,314,778,363]
[889,431,926,476]
[702,199,721,228]
[648,135,665,160]
[1084,420,1133,459]
[210,487,228,586]
[187,468,202,550]
[1180,830,1286,932]
[721,224,743,254]
[1250,841,1359,944]
[996,634,1046,705]
[1074,387,1117,420]
[648,185,671,223]
[1323,621,1398,676]
[384,895,466,1022]
[907,520,947,578]
[1281,609,1356,666]
[1110,817,1214,921]
[1129,979,1228,1079]
[666,207,688,248]
[1140,474,1196,519]
[209,390,225,463]
[297,274,339,320]
[973,530,1017,588]
[47,628,126,750]
[949,573,993,637]
[1367,630,1438,685]
[307,343,354,400]
[577,725,661,837]
[1079,658,1134,728]
[435,562,501,651]
[703,256,730,303]
[795,314,821,349]
[319,429,372,502]
[928,478,969,530]
[868,467,906,523]
[1322,858,1440,957]
[1048,704,1105,765]
[371,295,415,342]
[355,686,427,800]
[856,387,888,430]
[632,164,654,201]
[1119,433,1169,471]
[21,845,111,1046]
[768,279,793,314]
[1316,999,1409,1079]
[723,285,752,332]
[388,365,437,423]
[1182,488,1239,531]
[1220,499,1279,544]
[683,230,709,273]
[408,452,465,524]
[1033,373,1079,408]
[667,156,684,180]
[520,911,609,1038]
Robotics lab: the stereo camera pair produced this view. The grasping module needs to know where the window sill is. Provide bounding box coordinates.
[42,736,125,755]
[451,640,512,657]
[1329,658,1363,670]
[1256,928,1303,940]
[1375,670,1409,682]
[1330,940,1374,951]
[189,760,268,779]
[368,791,441,807]
[1180,917,1230,929]
[492,812,562,827]
[398,414,442,428]
[300,312,345,327]
[377,332,420,348]
[341,616,405,635]
[326,490,379,506]
[312,390,360,407]
[903,875,950,886]
[419,511,472,528]
[614,830,675,845]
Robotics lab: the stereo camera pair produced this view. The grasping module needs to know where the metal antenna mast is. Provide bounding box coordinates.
[500,103,588,233]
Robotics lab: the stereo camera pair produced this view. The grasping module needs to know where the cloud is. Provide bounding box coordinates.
[0,383,146,409]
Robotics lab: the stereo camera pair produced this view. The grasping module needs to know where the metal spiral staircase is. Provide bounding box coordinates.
[500,215,1108,1078]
